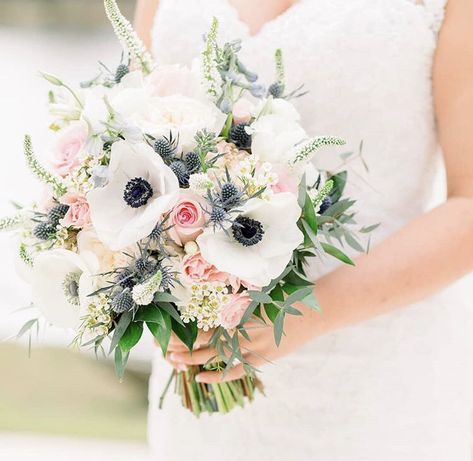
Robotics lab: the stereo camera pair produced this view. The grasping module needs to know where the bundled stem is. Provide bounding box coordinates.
[159,365,262,416]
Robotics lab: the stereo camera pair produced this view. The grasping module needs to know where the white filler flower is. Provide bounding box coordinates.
[32,249,98,329]
[87,140,179,250]
[197,192,304,287]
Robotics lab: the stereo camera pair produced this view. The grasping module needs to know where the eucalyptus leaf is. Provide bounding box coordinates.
[114,346,129,380]
[109,311,133,354]
[274,310,285,346]
[321,242,355,266]
[248,290,273,304]
[284,286,314,307]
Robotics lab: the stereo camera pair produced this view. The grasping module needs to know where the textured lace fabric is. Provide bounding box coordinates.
[148,1,473,459]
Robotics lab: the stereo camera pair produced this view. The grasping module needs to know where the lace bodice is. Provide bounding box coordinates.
[149,2,473,460]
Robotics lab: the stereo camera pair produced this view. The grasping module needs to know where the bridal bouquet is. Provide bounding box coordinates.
[3,1,375,415]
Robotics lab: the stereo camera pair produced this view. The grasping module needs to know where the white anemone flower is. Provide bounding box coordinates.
[87,140,180,250]
[197,192,304,287]
[32,249,98,330]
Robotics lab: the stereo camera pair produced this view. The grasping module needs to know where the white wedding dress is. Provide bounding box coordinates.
[148,1,473,459]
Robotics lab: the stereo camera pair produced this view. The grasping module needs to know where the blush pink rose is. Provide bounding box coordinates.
[181,252,241,290]
[232,98,254,125]
[52,121,88,177]
[219,292,252,330]
[271,164,299,195]
[168,192,206,246]
[147,65,202,98]
[60,193,91,229]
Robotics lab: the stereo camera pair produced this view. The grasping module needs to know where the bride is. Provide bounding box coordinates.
[135,0,473,459]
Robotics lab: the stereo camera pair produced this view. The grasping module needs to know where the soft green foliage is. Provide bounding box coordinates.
[104,0,155,74]
[290,136,346,164]
[313,179,334,209]
[201,17,221,100]
[19,243,34,267]
[0,213,23,232]
[275,48,285,84]
[24,135,67,197]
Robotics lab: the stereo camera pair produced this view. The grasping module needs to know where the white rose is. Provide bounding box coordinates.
[197,193,304,287]
[112,92,226,151]
[251,114,307,164]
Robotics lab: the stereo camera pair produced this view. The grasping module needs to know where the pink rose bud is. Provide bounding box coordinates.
[232,98,254,125]
[51,121,88,177]
[60,193,91,229]
[219,292,252,330]
[168,192,206,246]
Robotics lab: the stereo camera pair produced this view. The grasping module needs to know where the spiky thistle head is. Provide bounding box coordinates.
[104,0,155,74]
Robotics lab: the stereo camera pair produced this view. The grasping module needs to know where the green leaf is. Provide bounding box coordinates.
[240,300,260,325]
[324,198,356,219]
[303,193,318,234]
[344,232,364,252]
[274,310,285,346]
[147,311,172,355]
[269,283,285,302]
[359,223,381,233]
[301,219,319,247]
[159,302,185,326]
[283,270,312,287]
[248,290,273,304]
[321,242,355,266]
[114,346,129,380]
[135,304,165,326]
[329,171,347,202]
[153,292,179,303]
[171,318,198,351]
[119,321,143,353]
[109,311,133,354]
[284,286,314,307]
[302,291,320,311]
[17,318,38,338]
[298,174,307,208]
[264,303,280,323]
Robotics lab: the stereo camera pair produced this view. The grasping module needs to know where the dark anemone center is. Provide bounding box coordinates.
[124,177,154,208]
[231,216,265,247]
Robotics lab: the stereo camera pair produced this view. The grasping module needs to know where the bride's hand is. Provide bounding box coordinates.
[167,307,316,383]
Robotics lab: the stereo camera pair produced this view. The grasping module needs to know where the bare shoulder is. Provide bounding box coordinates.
[134,0,161,50]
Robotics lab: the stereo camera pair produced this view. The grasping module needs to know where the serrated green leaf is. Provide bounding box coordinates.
[119,321,143,353]
[321,242,355,266]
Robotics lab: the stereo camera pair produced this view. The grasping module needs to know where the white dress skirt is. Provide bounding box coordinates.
[148,1,473,459]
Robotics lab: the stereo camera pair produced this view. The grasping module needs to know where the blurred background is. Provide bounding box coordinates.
[0,1,154,459]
